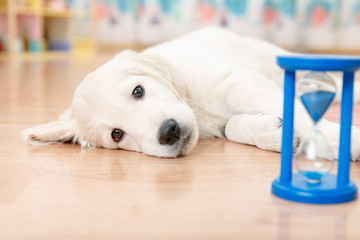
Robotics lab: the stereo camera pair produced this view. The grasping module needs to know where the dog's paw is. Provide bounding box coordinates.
[226,114,300,153]
[253,115,300,153]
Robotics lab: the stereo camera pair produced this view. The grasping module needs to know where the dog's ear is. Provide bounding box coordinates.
[22,109,77,146]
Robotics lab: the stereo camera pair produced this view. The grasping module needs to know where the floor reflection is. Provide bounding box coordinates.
[273,196,355,240]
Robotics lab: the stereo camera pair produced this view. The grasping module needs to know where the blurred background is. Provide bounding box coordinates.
[1,0,360,57]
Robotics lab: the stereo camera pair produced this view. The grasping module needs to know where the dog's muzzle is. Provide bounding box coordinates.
[159,119,180,145]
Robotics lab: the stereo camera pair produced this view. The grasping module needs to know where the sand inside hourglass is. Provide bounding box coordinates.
[300,90,335,123]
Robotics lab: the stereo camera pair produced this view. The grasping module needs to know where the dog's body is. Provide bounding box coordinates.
[23,28,360,160]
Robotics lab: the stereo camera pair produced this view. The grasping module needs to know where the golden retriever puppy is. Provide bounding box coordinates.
[22,28,360,160]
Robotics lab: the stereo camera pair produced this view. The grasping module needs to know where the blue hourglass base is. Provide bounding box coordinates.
[272,173,357,204]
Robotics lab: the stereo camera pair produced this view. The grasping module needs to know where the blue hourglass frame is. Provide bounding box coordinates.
[272,54,360,204]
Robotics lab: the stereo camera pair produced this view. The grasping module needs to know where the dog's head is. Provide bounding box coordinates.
[22,51,199,158]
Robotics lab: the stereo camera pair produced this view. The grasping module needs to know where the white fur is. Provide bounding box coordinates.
[22,28,360,160]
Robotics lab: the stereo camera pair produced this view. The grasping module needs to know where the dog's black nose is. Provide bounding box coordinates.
[159,119,180,145]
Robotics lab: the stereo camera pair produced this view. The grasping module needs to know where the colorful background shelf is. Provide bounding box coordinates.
[0,0,95,58]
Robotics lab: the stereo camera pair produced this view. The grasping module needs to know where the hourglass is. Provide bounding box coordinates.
[272,54,360,204]
[296,71,336,183]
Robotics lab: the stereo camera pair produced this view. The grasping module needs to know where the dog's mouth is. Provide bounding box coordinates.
[182,132,192,147]
[172,134,190,158]
[177,132,191,152]
[177,126,198,157]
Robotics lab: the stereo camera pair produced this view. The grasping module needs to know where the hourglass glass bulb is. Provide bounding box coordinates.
[298,71,337,123]
[296,127,335,183]
[296,71,336,183]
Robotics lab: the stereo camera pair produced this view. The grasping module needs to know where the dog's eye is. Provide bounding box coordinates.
[132,86,144,99]
[111,129,123,142]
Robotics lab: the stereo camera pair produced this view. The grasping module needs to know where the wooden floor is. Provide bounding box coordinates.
[1,54,360,240]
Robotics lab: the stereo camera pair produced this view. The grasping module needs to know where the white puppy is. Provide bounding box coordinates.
[22,28,360,160]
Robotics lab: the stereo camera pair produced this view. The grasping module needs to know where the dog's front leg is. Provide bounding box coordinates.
[225,113,299,152]
[225,110,360,161]
[217,71,298,152]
